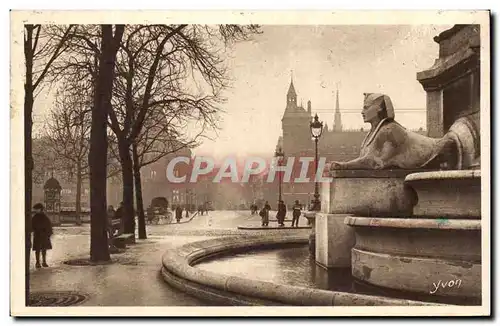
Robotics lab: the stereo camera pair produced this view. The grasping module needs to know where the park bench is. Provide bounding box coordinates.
[109,218,135,249]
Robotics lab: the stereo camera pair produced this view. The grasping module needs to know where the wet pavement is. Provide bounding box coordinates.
[29,210,309,306]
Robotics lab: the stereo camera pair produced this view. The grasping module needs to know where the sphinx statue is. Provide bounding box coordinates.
[330,93,479,170]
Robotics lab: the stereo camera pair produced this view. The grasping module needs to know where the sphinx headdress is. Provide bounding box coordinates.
[363,93,395,119]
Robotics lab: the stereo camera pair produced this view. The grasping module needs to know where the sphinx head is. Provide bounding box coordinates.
[362,93,395,124]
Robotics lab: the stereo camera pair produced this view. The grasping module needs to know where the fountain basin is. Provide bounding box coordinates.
[326,169,424,217]
[346,216,481,300]
[160,235,444,306]
[405,170,481,219]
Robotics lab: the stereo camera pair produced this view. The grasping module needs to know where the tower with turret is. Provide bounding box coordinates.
[281,76,313,156]
[275,75,368,205]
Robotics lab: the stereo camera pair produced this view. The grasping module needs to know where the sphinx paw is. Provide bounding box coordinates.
[329,162,343,170]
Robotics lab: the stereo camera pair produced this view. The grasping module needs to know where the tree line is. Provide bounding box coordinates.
[24,24,261,303]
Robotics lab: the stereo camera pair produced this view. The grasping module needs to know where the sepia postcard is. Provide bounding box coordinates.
[10,10,490,317]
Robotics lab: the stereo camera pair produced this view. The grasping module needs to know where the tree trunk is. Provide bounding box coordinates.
[132,143,146,239]
[89,25,123,262]
[24,25,34,306]
[75,165,82,226]
[119,141,135,235]
[24,92,33,306]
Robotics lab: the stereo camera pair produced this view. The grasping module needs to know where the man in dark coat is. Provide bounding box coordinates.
[175,205,183,223]
[276,200,287,227]
[259,201,271,227]
[31,203,53,268]
[291,200,302,227]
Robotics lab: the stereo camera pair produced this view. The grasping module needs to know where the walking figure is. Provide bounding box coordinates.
[276,200,287,227]
[260,201,271,226]
[31,203,53,268]
[250,203,258,215]
[175,205,183,223]
[292,200,302,227]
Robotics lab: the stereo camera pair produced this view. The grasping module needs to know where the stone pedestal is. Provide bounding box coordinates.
[325,170,424,217]
[417,25,480,139]
[315,213,355,268]
[405,170,481,218]
[346,216,481,299]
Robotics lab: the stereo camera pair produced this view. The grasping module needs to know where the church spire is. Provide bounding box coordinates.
[287,72,296,97]
[333,84,342,132]
[286,71,297,107]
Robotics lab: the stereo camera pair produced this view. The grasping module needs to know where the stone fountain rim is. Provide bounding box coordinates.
[344,216,481,230]
[160,235,445,306]
[405,169,481,182]
[329,168,430,179]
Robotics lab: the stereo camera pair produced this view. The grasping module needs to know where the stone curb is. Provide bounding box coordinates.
[160,235,448,306]
[236,226,311,230]
[405,169,480,182]
[345,216,482,230]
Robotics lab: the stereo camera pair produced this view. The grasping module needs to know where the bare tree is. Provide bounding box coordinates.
[44,82,92,225]
[46,24,260,243]
[109,24,260,236]
[88,25,125,262]
[108,25,188,236]
[24,24,74,304]
[131,103,201,239]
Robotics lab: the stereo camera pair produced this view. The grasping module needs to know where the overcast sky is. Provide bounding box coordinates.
[194,24,452,158]
[33,24,453,160]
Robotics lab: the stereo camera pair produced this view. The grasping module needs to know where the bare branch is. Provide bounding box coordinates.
[33,25,75,90]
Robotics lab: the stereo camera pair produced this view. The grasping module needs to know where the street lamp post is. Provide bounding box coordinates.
[310,114,324,211]
[274,147,285,203]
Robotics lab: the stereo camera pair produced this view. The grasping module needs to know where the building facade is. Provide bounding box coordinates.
[273,78,367,206]
[274,78,427,207]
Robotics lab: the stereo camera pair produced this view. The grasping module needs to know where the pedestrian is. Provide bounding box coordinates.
[31,203,53,268]
[292,200,302,227]
[276,200,287,227]
[261,200,271,226]
[175,205,183,223]
[204,202,209,216]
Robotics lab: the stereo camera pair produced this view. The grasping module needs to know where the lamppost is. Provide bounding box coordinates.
[274,146,285,202]
[310,113,324,211]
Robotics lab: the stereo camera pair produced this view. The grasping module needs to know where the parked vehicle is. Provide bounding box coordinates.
[147,197,172,224]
